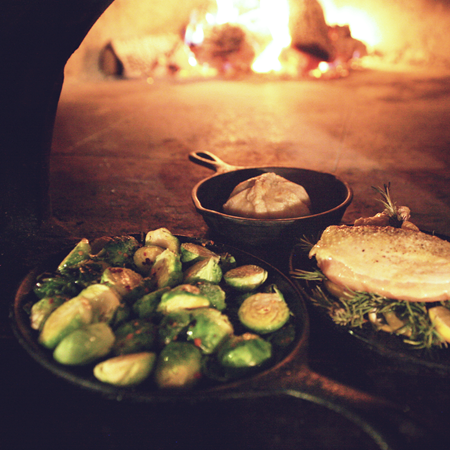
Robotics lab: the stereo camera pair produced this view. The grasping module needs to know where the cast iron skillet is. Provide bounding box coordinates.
[10,235,433,450]
[189,151,353,246]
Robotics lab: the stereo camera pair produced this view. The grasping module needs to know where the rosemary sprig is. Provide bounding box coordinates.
[371,183,403,227]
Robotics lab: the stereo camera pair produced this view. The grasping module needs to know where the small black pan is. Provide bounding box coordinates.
[189,151,353,247]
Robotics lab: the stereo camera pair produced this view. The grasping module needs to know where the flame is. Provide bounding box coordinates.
[251,0,291,73]
[319,0,381,50]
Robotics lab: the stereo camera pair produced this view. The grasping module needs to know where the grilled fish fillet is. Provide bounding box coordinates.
[309,225,450,302]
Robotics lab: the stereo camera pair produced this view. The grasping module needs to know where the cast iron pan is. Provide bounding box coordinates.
[10,235,435,450]
[289,233,450,373]
[189,151,353,247]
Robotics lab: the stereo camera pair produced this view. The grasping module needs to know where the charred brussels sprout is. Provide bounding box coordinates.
[144,228,180,254]
[101,267,143,297]
[180,242,220,264]
[157,284,210,314]
[158,310,192,345]
[30,295,68,331]
[193,281,227,311]
[53,323,115,365]
[187,308,234,354]
[133,287,171,319]
[183,257,222,284]
[133,245,165,276]
[154,342,202,389]
[238,292,290,334]
[93,235,140,267]
[39,296,93,349]
[218,252,237,272]
[224,265,268,292]
[150,249,183,289]
[218,333,272,369]
[57,238,91,274]
[94,352,157,386]
[113,319,157,355]
[33,274,81,300]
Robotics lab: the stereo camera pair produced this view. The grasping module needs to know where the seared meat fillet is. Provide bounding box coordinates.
[309,225,450,302]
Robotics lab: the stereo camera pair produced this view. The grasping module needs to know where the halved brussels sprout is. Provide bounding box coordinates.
[30,295,68,331]
[158,310,192,346]
[38,296,93,349]
[193,281,227,311]
[187,308,234,354]
[238,292,291,334]
[76,283,121,323]
[101,267,143,297]
[57,238,91,274]
[53,322,115,365]
[157,284,210,314]
[180,242,220,264]
[223,265,268,292]
[154,342,202,389]
[93,352,157,386]
[133,245,165,276]
[144,228,180,254]
[133,286,171,319]
[150,249,183,289]
[112,319,157,355]
[218,333,272,369]
[92,235,140,267]
[183,257,222,284]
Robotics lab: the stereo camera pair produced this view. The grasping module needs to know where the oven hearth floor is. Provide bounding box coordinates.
[50,68,450,241]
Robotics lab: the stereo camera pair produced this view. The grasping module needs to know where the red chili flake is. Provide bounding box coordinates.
[194,372,202,379]
[126,333,134,340]
[193,338,202,347]
[48,298,54,305]
[135,329,142,335]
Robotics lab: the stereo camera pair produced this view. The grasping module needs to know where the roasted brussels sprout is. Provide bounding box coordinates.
[157,284,210,314]
[132,286,171,319]
[150,249,183,289]
[144,228,180,254]
[238,292,291,334]
[33,273,81,300]
[133,245,165,276]
[30,295,68,331]
[158,310,192,345]
[112,319,157,355]
[94,352,157,386]
[53,322,115,365]
[101,267,143,297]
[93,235,140,267]
[76,283,121,323]
[57,238,91,274]
[154,342,202,389]
[180,242,220,264]
[193,281,227,311]
[183,257,222,284]
[187,308,234,354]
[218,333,272,369]
[223,265,268,292]
[39,296,94,349]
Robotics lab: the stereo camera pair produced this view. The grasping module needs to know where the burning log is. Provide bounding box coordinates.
[189,23,256,76]
[289,0,336,62]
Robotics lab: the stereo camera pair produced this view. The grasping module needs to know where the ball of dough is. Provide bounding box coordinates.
[223,172,311,219]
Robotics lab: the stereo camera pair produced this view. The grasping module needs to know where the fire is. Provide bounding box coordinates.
[184,0,381,77]
[251,0,291,73]
[320,0,381,50]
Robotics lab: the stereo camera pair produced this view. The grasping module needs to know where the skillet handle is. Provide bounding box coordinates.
[279,366,441,450]
[189,151,243,174]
